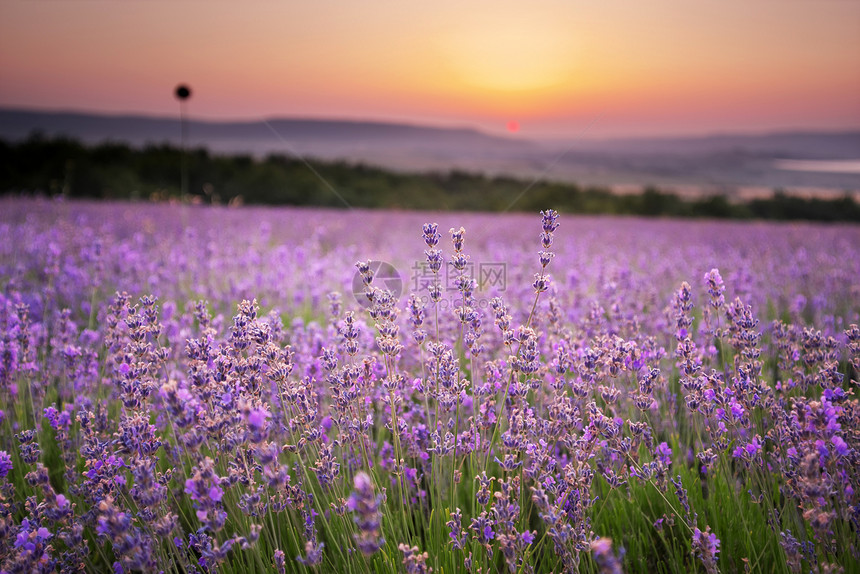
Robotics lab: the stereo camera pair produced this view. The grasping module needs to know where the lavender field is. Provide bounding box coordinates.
[0,197,858,574]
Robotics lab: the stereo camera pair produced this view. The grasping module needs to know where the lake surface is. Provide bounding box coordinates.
[774,159,860,174]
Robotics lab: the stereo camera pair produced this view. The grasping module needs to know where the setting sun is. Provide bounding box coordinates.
[441,14,577,93]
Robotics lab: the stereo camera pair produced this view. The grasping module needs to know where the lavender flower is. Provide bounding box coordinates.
[447,508,468,550]
[0,201,858,573]
[273,549,286,574]
[399,543,431,574]
[0,450,12,478]
[348,471,385,555]
[591,537,624,574]
[692,526,721,574]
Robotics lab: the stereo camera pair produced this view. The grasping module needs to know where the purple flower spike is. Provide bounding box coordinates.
[247,407,270,430]
[349,472,384,555]
[656,442,672,465]
[522,530,535,545]
[36,527,52,541]
[692,526,720,574]
[591,537,624,574]
[832,436,849,457]
[0,451,12,478]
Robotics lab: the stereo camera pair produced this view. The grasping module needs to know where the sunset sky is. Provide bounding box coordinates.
[1,0,858,138]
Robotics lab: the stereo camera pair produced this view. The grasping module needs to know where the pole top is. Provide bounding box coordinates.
[175,84,191,100]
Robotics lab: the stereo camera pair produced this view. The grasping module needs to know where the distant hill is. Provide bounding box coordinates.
[1,107,858,194]
[0,108,534,158]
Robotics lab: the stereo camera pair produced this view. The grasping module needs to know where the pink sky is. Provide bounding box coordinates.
[1,0,858,138]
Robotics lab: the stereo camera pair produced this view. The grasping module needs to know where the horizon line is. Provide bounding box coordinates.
[2,104,860,144]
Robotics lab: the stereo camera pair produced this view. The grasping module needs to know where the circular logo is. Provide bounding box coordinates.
[351,260,403,309]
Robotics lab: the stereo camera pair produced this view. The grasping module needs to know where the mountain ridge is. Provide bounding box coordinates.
[3,107,859,152]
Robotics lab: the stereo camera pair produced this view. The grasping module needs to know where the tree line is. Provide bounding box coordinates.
[2,134,858,221]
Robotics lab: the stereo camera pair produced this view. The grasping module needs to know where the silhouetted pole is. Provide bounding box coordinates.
[175,84,191,198]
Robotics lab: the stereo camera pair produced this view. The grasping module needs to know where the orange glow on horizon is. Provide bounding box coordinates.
[0,1,857,138]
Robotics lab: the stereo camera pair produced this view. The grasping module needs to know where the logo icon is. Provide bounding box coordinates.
[352,260,403,308]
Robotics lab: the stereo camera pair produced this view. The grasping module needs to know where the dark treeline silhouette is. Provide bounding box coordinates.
[2,134,858,221]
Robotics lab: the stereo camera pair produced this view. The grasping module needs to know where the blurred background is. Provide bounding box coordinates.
[1,0,858,215]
